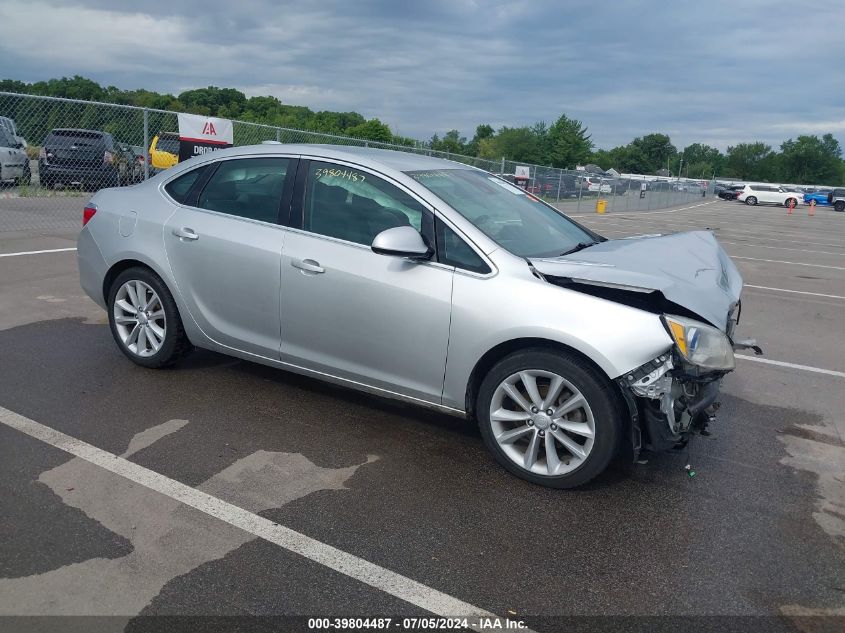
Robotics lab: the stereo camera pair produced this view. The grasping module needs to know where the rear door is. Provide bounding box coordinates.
[163,156,296,358]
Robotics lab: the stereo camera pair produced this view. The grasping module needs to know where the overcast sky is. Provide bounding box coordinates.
[1,0,843,151]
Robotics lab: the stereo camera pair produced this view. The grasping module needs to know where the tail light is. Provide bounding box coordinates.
[104,151,114,166]
[83,206,97,226]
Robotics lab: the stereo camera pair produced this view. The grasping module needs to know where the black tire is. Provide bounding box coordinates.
[785,198,797,208]
[17,161,31,186]
[745,196,757,205]
[834,201,845,213]
[476,348,621,489]
[107,267,192,368]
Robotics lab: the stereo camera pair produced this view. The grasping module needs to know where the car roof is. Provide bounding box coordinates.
[189,143,476,173]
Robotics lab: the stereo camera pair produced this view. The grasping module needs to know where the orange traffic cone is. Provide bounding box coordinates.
[809,199,816,217]
[788,198,795,215]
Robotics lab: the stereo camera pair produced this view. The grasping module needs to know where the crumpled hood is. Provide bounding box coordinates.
[529,231,743,330]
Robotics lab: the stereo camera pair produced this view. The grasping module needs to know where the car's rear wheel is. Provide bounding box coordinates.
[17,161,31,186]
[745,196,757,205]
[476,349,620,488]
[834,201,845,212]
[108,267,192,368]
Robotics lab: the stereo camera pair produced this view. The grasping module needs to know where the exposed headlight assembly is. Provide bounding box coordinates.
[662,314,735,371]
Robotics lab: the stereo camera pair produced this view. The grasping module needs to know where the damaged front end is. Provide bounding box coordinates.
[618,308,761,456]
[528,230,764,458]
[619,351,726,454]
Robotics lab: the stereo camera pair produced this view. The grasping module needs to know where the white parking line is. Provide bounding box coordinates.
[731,256,845,271]
[0,405,512,631]
[569,200,717,218]
[744,285,845,300]
[0,247,77,258]
[718,242,844,256]
[736,355,845,379]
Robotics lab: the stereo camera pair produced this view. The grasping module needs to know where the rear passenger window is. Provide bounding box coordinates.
[164,166,208,204]
[197,158,290,223]
[302,161,432,246]
[436,219,490,274]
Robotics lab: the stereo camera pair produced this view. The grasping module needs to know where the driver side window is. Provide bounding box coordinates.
[302,161,433,246]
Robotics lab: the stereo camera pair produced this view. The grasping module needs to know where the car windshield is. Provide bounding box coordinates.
[406,169,598,258]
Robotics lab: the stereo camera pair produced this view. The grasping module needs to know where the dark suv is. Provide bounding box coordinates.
[828,188,845,212]
[718,184,745,200]
[39,129,120,190]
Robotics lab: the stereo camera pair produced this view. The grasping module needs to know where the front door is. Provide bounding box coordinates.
[164,156,294,359]
[279,160,453,404]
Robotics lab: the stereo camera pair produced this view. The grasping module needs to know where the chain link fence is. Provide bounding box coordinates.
[0,91,712,232]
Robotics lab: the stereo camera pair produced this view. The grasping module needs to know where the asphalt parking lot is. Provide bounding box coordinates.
[1,196,844,632]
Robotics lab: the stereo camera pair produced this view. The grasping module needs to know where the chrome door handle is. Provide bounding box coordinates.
[291,258,325,274]
[172,227,199,241]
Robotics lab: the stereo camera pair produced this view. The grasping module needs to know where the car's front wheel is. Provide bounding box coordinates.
[785,198,798,208]
[745,196,757,205]
[477,349,621,488]
[108,267,192,368]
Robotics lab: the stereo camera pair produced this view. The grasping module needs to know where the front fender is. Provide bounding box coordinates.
[442,271,673,410]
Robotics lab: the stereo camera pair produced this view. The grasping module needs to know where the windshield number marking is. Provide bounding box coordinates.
[315,168,365,182]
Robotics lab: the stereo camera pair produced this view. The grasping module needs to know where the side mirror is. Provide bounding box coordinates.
[371,226,432,260]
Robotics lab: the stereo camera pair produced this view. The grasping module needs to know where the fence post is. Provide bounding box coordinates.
[556,169,562,203]
[576,177,583,212]
[500,157,505,175]
[143,108,149,181]
[275,128,281,142]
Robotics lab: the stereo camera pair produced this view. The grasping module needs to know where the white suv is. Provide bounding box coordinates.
[737,184,802,207]
[582,176,612,193]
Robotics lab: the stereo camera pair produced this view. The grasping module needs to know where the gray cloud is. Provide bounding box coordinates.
[0,0,843,151]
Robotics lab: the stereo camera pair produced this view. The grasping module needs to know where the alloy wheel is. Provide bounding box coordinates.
[489,370,596,476]
[112,280,166,357]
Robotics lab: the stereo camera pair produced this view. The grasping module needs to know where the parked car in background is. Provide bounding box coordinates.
[115,142,145,185]
[0,124,30,185]
[39,128,120,190]
[0,115,28,149]
[736,184,802,207]
[149,132,180,172]
[78,144,753,489]
[828,188,845,212]
[718,184,745,200]
[803,190,832,206]
[581,176,612,193]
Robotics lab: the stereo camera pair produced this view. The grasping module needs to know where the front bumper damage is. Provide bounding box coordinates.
[618,354,725,455]
[617,301,763,458]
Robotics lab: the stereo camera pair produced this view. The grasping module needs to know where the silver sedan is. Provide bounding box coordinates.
[78,144,752,488]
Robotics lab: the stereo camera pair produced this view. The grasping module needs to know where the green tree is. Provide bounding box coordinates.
[484,126,544,163]
[546,114,593,168]
[345,118,393,143]
[724,142,775,180]
[629,133,677,174]
[779,134,843,184]
[467,123,494,154]
[678,143,723,177]
[430,129,467,154]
